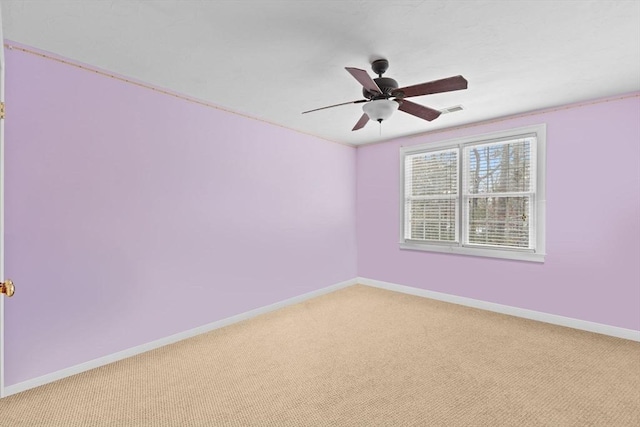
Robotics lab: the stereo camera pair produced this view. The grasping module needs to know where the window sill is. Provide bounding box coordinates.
[399,242,545,263]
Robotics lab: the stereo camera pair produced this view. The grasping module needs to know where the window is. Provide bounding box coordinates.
[400,124,546,262]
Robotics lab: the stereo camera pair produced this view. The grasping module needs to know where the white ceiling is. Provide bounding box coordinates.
[2,1,639,146]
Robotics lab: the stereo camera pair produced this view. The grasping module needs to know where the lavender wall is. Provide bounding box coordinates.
[3,42,638,390]
[357,94,640,331]
[3,45,357,386]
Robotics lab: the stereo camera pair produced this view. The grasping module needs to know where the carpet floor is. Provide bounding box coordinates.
[1,284,639,426]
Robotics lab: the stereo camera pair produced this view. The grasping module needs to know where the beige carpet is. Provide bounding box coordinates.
[1,284,639,426]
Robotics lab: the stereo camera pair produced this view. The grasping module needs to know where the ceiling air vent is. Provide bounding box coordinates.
[440,105,464,114]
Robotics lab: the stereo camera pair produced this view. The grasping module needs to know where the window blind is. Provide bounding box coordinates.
[404,148,458,242]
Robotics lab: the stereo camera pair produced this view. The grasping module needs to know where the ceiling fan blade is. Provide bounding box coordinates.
[302,99,367,114]
[345,67,382,94]
[396,75,468,98]
[398,99,442,122]
[352,113,369,131]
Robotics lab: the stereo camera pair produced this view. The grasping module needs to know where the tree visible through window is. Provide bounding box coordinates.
[400,125,545,262]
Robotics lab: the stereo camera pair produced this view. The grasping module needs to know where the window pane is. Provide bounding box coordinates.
[467,196,530,248]
[405,148,458,242]
[407,198,456,241]
[406,150,458,196]
[466,139,532,194]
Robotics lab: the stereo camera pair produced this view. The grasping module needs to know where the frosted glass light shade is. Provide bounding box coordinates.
[362,99,399,122]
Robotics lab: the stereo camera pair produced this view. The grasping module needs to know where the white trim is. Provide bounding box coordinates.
[400,125,543,153]
[399,242,546,262]
[2,278,357,397]
[357,277,640,342]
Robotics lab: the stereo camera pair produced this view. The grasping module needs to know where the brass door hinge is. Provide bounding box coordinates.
[0,102,5,119]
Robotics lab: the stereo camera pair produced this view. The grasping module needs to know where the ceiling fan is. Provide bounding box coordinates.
[302,59,468,131]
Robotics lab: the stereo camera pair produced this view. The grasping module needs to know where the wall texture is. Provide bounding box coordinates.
[357,94,640,332]
[3,44,357,386]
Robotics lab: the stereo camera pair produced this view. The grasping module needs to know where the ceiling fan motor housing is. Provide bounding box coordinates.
[363,77,399,99]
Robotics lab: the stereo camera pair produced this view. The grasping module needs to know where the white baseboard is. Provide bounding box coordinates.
[4,275,637,397]
[2,278,358,398]
[357,277,640,342]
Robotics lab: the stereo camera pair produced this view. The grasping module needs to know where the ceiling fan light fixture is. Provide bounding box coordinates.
[362,99,398,122]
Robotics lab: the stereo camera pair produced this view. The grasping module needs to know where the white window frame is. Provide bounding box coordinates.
[399,124,546,263]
